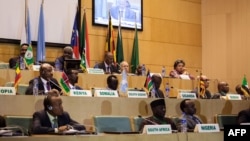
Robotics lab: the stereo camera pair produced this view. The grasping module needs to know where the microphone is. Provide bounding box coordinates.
[138,115,158,125]
[48,79,62,92]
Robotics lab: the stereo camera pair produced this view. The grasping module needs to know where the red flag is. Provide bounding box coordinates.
[71,8,81,59]
[14,63,21,89]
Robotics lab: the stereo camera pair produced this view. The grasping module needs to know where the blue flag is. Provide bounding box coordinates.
[120,69,128,94]
[37,2,45,63]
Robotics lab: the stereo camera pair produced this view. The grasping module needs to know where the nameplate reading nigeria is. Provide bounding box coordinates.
[127,91,147,98]
[70,90,92,97]
[178,92,197,99]
[95,90,119,97]
[87,68,104,74]
[0,87,16,95]
[143,125,172,134]
[226,94,242,100]
[194,124,220,133]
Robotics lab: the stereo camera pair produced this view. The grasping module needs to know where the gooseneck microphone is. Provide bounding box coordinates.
[138,115,158,125]
[48,79,62,91]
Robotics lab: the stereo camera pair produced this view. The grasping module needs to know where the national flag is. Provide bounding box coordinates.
[199,80,206,98]
[116,11,124,64]
[71,7,81,59]
[59,71,70,93]
[80,10,90,72]
[14,63,21,90]
[105,12,116,62]
[37,0,45,63]
[242,75,249,88]
[131,23,139,73]
[144,70,153,91]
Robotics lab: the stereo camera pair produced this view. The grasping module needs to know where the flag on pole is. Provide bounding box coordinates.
[80,10,90,72]
[131,23,139,73]
[71,7,81,59]
[14,63,21,90]
[59,71,70,93]
[242,75,249,88]
[144,70,153,91]
[37,0,45,64]
[105,12,116,62]
[116,11,124,64]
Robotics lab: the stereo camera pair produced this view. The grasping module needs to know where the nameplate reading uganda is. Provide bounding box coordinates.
[224,125,250,141]
[226,94,242,100]
[70,90,92,97]
[178,92,197,99]
[0,87,16,95]
[95,90,119,97]
[143,125,172,134]
[194,124,220,133]
[87,68,104,74]
[127,91,147,98]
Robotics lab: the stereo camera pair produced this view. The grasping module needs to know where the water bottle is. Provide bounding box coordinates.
[142,64,146,76]
[161,66,166,77]
[165,83,170,98]
[33,79,39,96]
[20,57,25,70]
[181,113,187,133]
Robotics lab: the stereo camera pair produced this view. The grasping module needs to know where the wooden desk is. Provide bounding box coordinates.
[0,96,248,126]
[0,132,223,141]
[0,69,218,96]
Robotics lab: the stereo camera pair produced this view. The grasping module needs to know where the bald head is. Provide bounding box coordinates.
[104,52,114,65]
[197,75,210,88]
[63,46,73,59]
[218,81,229,93]
[40,63,53,80]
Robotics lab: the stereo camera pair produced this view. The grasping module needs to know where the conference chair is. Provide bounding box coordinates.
[17,84,29,95]
[215,114,238,130]
[132,116,144,132]
[93,116,132,133]
[4,82,14,87]
[0,63,9,69]
[4,115,32,135]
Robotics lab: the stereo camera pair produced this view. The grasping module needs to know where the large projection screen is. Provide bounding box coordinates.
[0,0,78,44]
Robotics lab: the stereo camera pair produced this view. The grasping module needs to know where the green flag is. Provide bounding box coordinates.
[242,75,249,88]
[131,24,139,73]
[24,44,34,68]
[116,13,124,64]
[59,72,70,93]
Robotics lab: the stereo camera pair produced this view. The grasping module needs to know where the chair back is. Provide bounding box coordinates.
[215,114,238,129]
[132,116,143,132]
[4,115,32,133]
[93,116,132,133]
[17,84,29,95]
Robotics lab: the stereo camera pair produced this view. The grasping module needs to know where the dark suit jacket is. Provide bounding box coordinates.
[54,56,64,72]
[237,108,250,124]
[25,77,61,95]
[32,110,85,134]
[9,56,28,70]
[94,62,120,74]
[149,89,165,98]
[139,116,177,132]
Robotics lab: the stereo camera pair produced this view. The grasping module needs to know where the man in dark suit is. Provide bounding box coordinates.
[66,69,83,90]
[9,43,29,70]
[212,81,229,99]
[139,99,177,132]
[237,107,250,124]
[32,89,85,134]
[177,99,203,132]
[149,74,164,98]
[25,63,62,95]
[54,46,73,72]
[94,52,120,74]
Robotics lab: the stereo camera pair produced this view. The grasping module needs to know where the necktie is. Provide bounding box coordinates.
[52,118,58,128]
[106,66,110,73]
[47,82,51,91]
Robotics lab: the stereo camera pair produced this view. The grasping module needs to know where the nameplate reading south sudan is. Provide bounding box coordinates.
[95,90,119,97]
[87,68,104,74]
[70,90,92,97]
[127,91,147,98]
[178,92,197,99]
[0,87,16,95]
[194,124,220,133]
[142,125,172,134]
[226,94,242,100]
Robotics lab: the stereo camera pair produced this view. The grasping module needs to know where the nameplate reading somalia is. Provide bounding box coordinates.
[95,90,119,97]
[224,125,250,141]
[0,87,16,95]
[178,92,197,99]
[87,68,104,74]
[127,91,147,98]
[143,125,172,134]
[194,124,220,133]
[70,90,92,97]
[226,94,242,100]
